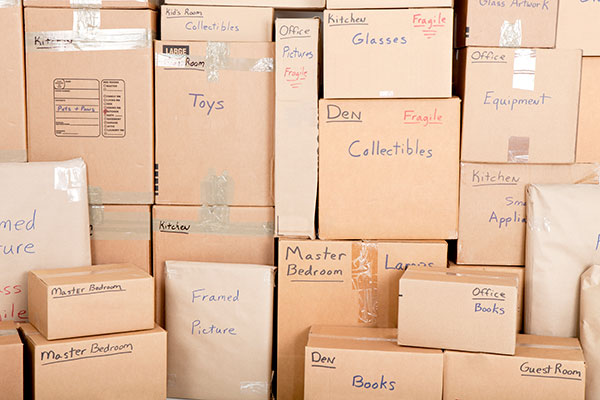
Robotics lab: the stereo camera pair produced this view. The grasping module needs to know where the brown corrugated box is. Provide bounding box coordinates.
[556,0,600,55]
[318,98,460,240]
[0,321,23,400]
[576,57,600,163]
[277,239,447,400]
[305,326,443,400]
[164,0,325,8]
[23,0,158,8]
[581,265,600,400]
[25,8,156,205]
[28,264,154,340]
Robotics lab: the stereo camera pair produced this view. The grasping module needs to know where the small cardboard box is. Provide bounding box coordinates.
[576,57,600,163]
[21,323,166,400]
[165,261,275,400]
[328,0,453,8]
[90,205,151,274]
[323,9,453,99]
[277,239,447,400]
[155,40,274,207]
[25,8,156,205]
[164,0,325,8]
[23,0,158,7]
[580,265,600,400]
[28,264,154,340]
[275,18,319,238]
[305,326,443,400]
[444,335,586,400]
[0,159,91,323]
[454,0,558,48]
[0,1,26,163]
[318,98,460,240]
[525,184,600,337]
[457,162,599,266]
[459,47,582,163]
[557,0,600,55]
[0,321,23,400]
[161,5,273,42]
[152,205,275,326]
[398,266,518,355]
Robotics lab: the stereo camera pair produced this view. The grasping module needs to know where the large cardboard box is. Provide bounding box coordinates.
[24,0,158,7]
[576,57,600,163]
[0,321,23,400]
[21,323,166,400]
[25,8,156,205]
[166,261,275,400]
[275,18,319,238]
[0,1,26,163]
[277,239,447,400]
[164,0,325,8]
[28,264,154,340]
[153,205,274,326]
[525,184,600,337]
[457,162,599,266]
[318,98,460,240]
[0,159,91,323]
[454,0,558,48]
[459,47,582,164]
[155,40,274,207]
[444,335,586,400]
[398,266,518,354]
[304,326,443,400]
[556,0,600,55]
[581,265,600,400]
[161,5,273,42]
[90,205,151,274]
[323,9,452,99]
[328,0,453,8]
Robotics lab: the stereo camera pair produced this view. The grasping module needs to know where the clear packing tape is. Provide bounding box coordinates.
[54,164,85,203]
[38,266,145,279]
[0,149,27,163]
[88,186,153,205]
[500,19,522,47]
[69,0,158,6]
[0,0,18,8]
[0,329,17,337]
[352,242,378,325]
[90,206,150,241]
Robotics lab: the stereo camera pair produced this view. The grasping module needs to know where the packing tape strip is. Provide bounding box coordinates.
[507,136,530,163]
[0,149,27,162]
[88,186,153,205]
[351,242,378,325]
[0,0,18,7]
[500,19,522,47]
[90,206,150,241]
[38,266,144,279]
[54,166,85,203]
[413,268,518,282]
[513,49,536,91]
[201,170,233,205]
[71,0,101,6]
[240,382,269,395]
[518,343,581,351]
[73,8,101,40]
[0,329,17,336]
[26,28,153,52]
[310,332,397,343]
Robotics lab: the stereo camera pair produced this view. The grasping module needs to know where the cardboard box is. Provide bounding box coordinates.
[398,266,518,355]
[23,0,158,8]
[0,159,91,323]
[165,261,275,400]
[0,1,26,163]
[556,0,600,55]
[444,335,586,400]
[0,321,23,400]
[161,5,273,42]
[275,18,319,239]
[525,184,600,337]
[318,98,460,240]
[323,9,453,99]
[164,0,325,8]
[277,239,447,400]
[304,326,443,400]
[576,57,600,163]
[21,323,166,400]
[454,0,558,48]
[153,205,274,326]
[90,205,151,274]
[327,0,453,8]
[28,264,154,340]
[155,40,274,207]
[25,8,156,205]
[459,47,582,164]
[581,265,600,400]
[457,162,599,266]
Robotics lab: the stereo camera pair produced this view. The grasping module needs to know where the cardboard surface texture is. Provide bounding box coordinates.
[525,184,600,337]
[457,162,599,265]
[165,261,275,400]
[398,266,518,354]
[25,8,156,205]
[155,40,274,207]
[576,57,600,162]
[318,98,459,240]
[275,18,319,238]
[454,0,558,48]
[556,0,600,55]
[459,47,581,164]
[581,265,600,400]
[23,0,158,8]
[323,9,453,99]
[28,264,154,340]
[0,159,91,323]
[304,326,443,400]
[161,6,274,42]
[21,323,166,400]
[328,0,453,8]
[90,205,152,274]
[0,1,26,163]
[444,335,586,400]
[0,321,23,400]
[152,205,274,326]
[277,239,447,400]
[163,0,325,8]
